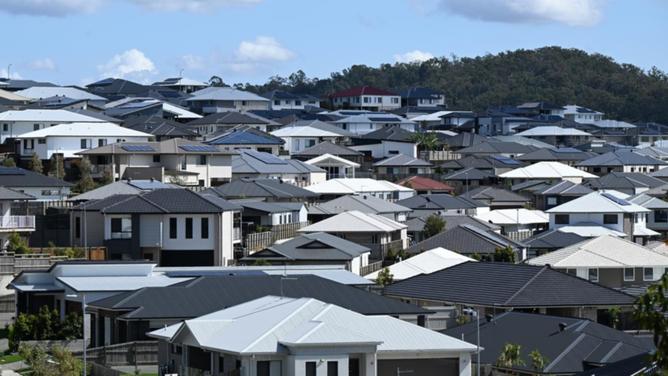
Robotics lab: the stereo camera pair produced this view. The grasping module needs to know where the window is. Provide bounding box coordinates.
[185,218,193,239]
[377,96,382,103]
[635,214,641,224]
[603,214,618,224]
[566,268,577,276]
[241,100,247,106]
[295,100,302,106]
[98,139,107,147]
[363,97,370,103]
[588,268,599,282]
[327,361,338,376]
[75,217,81,238]
[80,139,88,149]
[2,124,7,132]
[274,100,280,106]
[624,268,635,282]
[547,197,557,206]
[110,217,132,239]
[257,361,270,376]
[305,362,316,376]
[152,155,161,163]
[181,157,187,170]
[170,344,182,354]
[23,139,34,150]
[201,218,209,239]
[169,218,177,239]
[38,138,46,144]
[655,210,668,223]
[644,267,654,281]
[33,124,40,131]
[555,214,569,225]
[198,155,207,165]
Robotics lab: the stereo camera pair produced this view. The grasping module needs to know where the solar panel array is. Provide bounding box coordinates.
[368,117,400,122]
[553,148,581,153]
[179,145,219,153]
[121,145,155,152]
[490,155,520,165]
[243,150,287,165]
[601,192,631,206]
[0,167,25,175]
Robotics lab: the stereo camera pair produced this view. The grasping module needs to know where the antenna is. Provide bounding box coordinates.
[279,264,297,298]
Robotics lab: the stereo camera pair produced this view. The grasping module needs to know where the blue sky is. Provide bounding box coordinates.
[0,0,666,86]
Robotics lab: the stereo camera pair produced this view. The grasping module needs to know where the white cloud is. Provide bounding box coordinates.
[394,50,435,63]
[98,49,156,79]
[0,0,102,16]
[30,58,56,71]
[129,0,261,12]
[236,36,295,62]
[0,69,22,80]
[180,54,206,70]
[438,0,604,26]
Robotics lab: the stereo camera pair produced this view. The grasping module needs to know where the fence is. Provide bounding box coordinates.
[244,222,308,253]
[75,341,158,367]
[363,239,406,261]
[360,260,384,276]
[0,215,35,230]
[0,252,68,276]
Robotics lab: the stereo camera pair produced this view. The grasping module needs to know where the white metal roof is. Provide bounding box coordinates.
[476,208,549,225]
[305,178,415,194]
[305,154,360,168]
[0,109,108,122]
[56,275,190,292]
[557,225,627,237]
[162,102,202,119]
[15,86,107,101]
[298,210,406,233]
[500,161,598,179]
[410,111,455,122]
[527,235,668,268]
[17,122,153,138]
[186,87,269,102]
[547,191,651,214]
[271,125,346,138]
[365,247,474,280]
[515,126,591,137]
[148,296,476,355]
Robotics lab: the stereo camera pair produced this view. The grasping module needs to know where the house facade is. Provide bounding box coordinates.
[330,86,401,111]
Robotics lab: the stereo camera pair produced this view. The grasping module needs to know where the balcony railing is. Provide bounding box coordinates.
[0,216,35,231]
[233,227,242,241]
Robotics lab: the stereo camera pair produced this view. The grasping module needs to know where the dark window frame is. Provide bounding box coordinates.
[169,218,178,239]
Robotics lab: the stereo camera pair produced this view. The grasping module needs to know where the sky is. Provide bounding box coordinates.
[0,0,666,86]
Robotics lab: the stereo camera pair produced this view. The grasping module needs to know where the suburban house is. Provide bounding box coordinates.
[0,166,72,200]
[271,120,353,155]
[85,274,429,346]
[384,261,636,323]
[102,97,202,122]
[527,235,668,291]
[123,116,199,141]
[206,126,285,154]
[263,90,320,110]
[546,190,658,244]
[298,210,409,259]
[16,122,152,160]
[397,176,454,194]
[333,113,416,135]
[442,168,495,194]
[517,147,597,166]
[232,150,326,185]
[521,180,593,210]
[148,296,477,376]
[70,189,242,266]
[203,178,319,202]
[585,171,667,195]
[78,139,235,187]
[308,194,412,223]
[305,178,416,201]
[514,126,591,146]
[0,187,35,249]
[152,77,208,93]
[406,214,501,244]
[329,86,402,111]
[15,86,108,107]
[242,232,371,275]
[304,153,361,179]
[373,154,432,176]
[366,247,474,281]
[349,125,418,158]
[399,87,446,108]
[456,141,536,158]
[562,104,605,123]
[186,112,274,137]
[460,186,530,209]
[411,111,476,129]
[577,150,667,175]
[185,87,270,113]
[444,312,653,375]
[628,193,668,236]
[238,201,307,231]
[441,155,526,176]
[499,161,598,184]
[523,229,589,257]
[292,141,363,164]
[0,109,108,143]
[476,208,549,240]
[67,179,177,202]
[396,193,488,217]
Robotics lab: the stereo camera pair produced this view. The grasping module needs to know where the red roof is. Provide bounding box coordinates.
[330,86,397,98]
[397,176,454,192]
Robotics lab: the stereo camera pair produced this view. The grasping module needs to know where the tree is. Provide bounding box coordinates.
[29,153,43,173]
[376,268,394,287]
[19,344,83,376]
[635,272,668,369]
[208,75,225,87]
[496,343,525,370]
[409,132,440,152]
[6,232,30,254]
[2,157,16,167]
[8,307,82,351]
[74,157,95,193]
[99,165,113,185]
[494,245,516,263]
[529,349,549,372]
[48,154,65,180]
[423,214,446,238]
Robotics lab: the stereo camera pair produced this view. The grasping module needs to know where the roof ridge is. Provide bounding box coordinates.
[503,265,548,305]
[544,333,586,372]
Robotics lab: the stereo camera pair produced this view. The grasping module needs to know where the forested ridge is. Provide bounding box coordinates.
[234,47,668,123]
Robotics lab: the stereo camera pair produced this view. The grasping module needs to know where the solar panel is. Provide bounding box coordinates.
[0,167,25,175]
[121,145,155,152]
[601,192,631,206]
[368,117,400,122]
[553,148,580,153]
[179,145,219,153]
[243,150,287,165]
[490,155,520,165]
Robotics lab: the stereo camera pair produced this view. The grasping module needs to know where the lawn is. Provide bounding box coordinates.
[0,353,23,364]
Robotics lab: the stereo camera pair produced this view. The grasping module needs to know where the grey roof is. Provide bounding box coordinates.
[68,180,176,201]
[311,194,411,215]
[186,87,270,103]
[457,141,537,155]
[294,141,362,157]
[407,224,522,256]
[204,178,318,200]
[68,109,122,123]
[442,167,493,181]
[280,119,354,137]
[123,115,198,138]
[460,186,529,205]
[78,189,240,214]
[397,193,483,210]
[574,353,655,376]
[534,180,593,196]
[240,201,303,214]
[406,214,500,233]
[206,126,284,145]
[186,111,270,126]
[444,312,653,374]
[585,172,667,190]
[577,150,667,167]
[627,193,668,209]
[357,125,415,142]
[517,148,597,162]
[0,186,35,201]
[0,167,73,188]
[385,261,636,308]
[78,138,236,156]
[88,274,428,320]
[442,132,488,149]
[232,150,324,174]
[522,229,588,250]
[441,155,525,170]
[244,232,370,261]
[649,167,668,178]
[373,154,431,167]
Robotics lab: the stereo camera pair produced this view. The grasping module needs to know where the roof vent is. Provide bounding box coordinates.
[558,322,567,332]
[485,314,494,323]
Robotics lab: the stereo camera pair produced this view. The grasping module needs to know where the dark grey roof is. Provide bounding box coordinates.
[457,141,537,155]
[0,167,73,188]
[441,155,525,170]
[357,125,415,142]
[522,229,588,250]
[534,180,593,196]
[397,193,483,210]
[442,167,493,181]
[262,90,319,101]
[406,214,500,233]
[460,186,529,205]
[294,141,361,157]
[517,148,597,162]
[87,189,240,214]
[240,201,303,214]
[385,261,636,308]
[123,115,198,138]
[398,87,443,99]
[88,274,427,319]
[577,150,667,167]
[442,132,488,149]
[311,194,410,215]
[585,172,667,190]
[232,150,324,174]
[444,312,654,374]
[373,154,431,167]
[574,353,656,376]
[68,109,122,123]
[206,126,284,145]
[187,111,270,126]
[0,186,35,200]
[244,232,370,261]
[407,224,522,255]
[204,179,318,200]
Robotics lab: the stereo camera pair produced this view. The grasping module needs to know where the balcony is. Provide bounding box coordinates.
[0,216,36,232]
[233,227,242,242]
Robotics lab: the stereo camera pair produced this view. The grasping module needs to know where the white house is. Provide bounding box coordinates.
[305,178,416,201]
[333,113,416,135]
[476,208,549,240]
[366,247,475,281]
[148,296,476,376]
[0,109,108,143]
[499,161,598,184]
[271,120,352,155]
[304,154,360,179]
[561,105,604,123]
[17,122,152,160]
[15,86,108,107]
[0,187,35,250]
[263,90,321,110]
[329,86,401,111]
[186,87,270,113]
[0,166,72,201]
